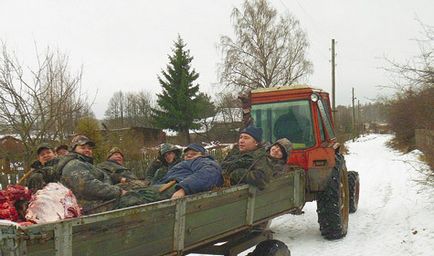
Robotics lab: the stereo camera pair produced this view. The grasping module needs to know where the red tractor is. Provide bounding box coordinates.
[246,85,360,240]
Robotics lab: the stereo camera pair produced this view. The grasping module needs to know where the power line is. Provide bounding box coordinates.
[277,0,331,60]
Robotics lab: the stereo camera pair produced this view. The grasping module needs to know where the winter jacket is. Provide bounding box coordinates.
[158,156,223,195]
[97,160,137,184]
[26,158,60,192]
[145,144,182,183]
[220,146,273,190]
[60,152,122,212]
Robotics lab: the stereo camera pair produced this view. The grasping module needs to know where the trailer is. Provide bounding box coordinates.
[0,170,304,256]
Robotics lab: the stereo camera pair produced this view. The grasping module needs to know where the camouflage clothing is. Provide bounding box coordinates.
[145,144,182,184]
[27,158,60,192]
[116,186,164,209]
[97,160,137,184]
[60,152,122,213]
[221,146,273,190]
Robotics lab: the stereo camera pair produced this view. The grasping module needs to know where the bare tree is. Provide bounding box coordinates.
[219,0,313,91]
[384,21,433,90]
[104,91,125,128]
[0,43,90,165]
[104,90,154,129]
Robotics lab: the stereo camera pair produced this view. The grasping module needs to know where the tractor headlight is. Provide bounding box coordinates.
[310,93,319,102]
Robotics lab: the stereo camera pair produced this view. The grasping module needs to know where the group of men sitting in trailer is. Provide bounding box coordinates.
[0,125,300,223]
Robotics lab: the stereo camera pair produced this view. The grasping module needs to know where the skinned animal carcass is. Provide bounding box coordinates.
[25,183,81,223]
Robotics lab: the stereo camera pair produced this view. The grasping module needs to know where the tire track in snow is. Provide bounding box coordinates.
[271,134,434,256]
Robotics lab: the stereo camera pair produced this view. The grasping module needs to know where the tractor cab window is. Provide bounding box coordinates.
[317,109,326,142]
[252,100,315,149]
[317,99,336,139]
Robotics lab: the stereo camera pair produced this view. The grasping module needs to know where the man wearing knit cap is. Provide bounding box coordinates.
[221,125,274,190]
[97,147,138,184]
[267,138,299,177]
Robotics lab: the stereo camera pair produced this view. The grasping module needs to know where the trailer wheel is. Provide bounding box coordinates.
[316,154,350,240]
[348,171,360,213]
[247,239,290,256]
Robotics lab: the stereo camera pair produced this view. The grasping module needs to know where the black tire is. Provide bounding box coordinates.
[348,171,360,213]
[247,239,290,256]
[316,154,350,240]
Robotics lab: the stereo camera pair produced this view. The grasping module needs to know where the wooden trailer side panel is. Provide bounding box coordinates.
[71,205,176,256]
[0,170,305,256]
[184,189,249,246]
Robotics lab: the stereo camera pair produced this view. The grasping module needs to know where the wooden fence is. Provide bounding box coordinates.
[0,160,25,189]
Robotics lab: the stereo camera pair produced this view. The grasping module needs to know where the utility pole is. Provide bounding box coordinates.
[331,39,336,124]
[357,100,361,135]
[352,87,356,141]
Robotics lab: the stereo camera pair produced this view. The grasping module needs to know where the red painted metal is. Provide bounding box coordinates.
[250,86,336,172]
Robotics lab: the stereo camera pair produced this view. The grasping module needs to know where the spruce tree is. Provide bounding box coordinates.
[152,36,201,143]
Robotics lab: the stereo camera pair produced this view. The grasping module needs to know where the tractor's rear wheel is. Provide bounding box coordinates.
[247,239,290,256]
[348,171,360,213]
[316,154,350,240]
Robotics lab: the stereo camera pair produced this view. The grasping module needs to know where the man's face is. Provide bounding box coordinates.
[238,133,258,152]
[56,149,69,157]
[184,150,202,160]
[109,152,124,165]
[269,145,283,159]
[164,151,176,164]
[74,144,93,157]
[37,149,55,165]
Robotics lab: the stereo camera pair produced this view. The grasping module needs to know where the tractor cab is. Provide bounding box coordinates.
[250,85,339,192]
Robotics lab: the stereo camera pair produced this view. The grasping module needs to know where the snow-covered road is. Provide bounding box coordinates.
[262,134,434,256]
[190,134,434,256]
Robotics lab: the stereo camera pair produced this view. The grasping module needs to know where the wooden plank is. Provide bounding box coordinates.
[26,240,56,256]
[72,207,176,255]
[184,199,248,246]
[21,205,177,256]
[254,197,294,221]
[186,189,248,214]
[255,184,294,208]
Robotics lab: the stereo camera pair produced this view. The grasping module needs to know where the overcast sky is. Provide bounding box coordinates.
[1,0,432,118]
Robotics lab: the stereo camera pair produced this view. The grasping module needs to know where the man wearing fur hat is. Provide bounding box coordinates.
[97,147,137,184]
[267,138,293,177]
[221,125,274,190]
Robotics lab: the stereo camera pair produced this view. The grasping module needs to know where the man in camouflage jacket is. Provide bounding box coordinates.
[26,144,59,192]
[145,143,182,184]
[97,147,137,184]
[221,126,274,190]
[59,135,126,213]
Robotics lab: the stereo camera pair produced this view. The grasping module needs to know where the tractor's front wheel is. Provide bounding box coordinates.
[316,154,350,240]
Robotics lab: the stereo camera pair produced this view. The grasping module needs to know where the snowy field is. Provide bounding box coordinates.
[193,134,434,256]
